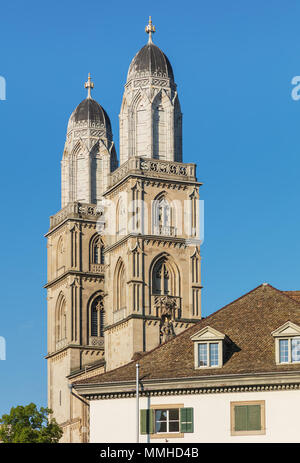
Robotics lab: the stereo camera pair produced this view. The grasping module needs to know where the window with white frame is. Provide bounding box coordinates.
[278,337,300,363]
[272,321,300,364]
[190,326,225,369]
[198,342,219,367]
[155,409,180,434]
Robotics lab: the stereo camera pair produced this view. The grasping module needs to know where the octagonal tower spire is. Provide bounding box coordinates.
[119,18,182,165]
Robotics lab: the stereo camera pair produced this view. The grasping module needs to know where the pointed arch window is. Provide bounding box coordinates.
[56,295,67,349]
[157,198,170,228]
[117,262,126,310]
[90,296,105,338]
[90,235,105,266]
[153,260,169,295]
[116,198,127,236]
[153,258,171,295]
[153,103,166,160]
[56,236,65,272]
[153,196,176,236]
[113,259,127,315]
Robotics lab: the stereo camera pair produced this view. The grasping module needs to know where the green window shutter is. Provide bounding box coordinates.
[140,409,155,434]
[234,405,261,431]
[234,405,247,431]
[149,409,155,434]
[140,409,148,435]
[247,405,261,431]
[180,407,194,433]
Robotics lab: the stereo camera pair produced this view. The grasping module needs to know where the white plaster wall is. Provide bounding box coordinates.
[90,390,300,443]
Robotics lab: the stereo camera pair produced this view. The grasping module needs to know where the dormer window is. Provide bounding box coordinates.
[191,326,225,369]
[272,321,300,364]
[198,342,219,367]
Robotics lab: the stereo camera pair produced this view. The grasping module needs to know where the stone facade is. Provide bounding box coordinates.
[46,20,202,442]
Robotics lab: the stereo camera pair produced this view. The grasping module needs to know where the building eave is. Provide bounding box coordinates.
[73,369,300,399]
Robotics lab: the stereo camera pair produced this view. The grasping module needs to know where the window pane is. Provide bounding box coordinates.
[291,338,300,363]
[155,420,167,433]
[155,409,180,434]
[94,246,99,263]
[100,310,105,337]
[100,246,104,264]
[169,421,180,432]
[198,344,207,366]
[155,410,167,422]
[91,307,98,336]
[209,343,219,366]
[169,409,179,420]
[279,339,289,363]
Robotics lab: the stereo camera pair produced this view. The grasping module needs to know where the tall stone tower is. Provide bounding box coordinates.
[103,17,202,371]
[46,75,117,442]
[46,18,202,442]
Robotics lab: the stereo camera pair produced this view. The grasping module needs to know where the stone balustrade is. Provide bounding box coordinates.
[88,336,104,348]
[50,202,103,229]
[109,156,196,188]
[153,225,177,237]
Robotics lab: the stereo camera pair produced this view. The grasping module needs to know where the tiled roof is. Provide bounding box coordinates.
[74,284,300,386]
[283,291,300,302]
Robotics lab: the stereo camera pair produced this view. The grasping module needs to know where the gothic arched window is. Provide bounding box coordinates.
[153,195,175,236]
[116,198,127,236]
[153,103,166,160]
[136,100,147,157]
[153,259,170,295]
[90,235,104,265]
[56,295,67,347]
[56,236,65,271]
[151,256,180,299]
[90,296,105,338]
[115,260,126,311]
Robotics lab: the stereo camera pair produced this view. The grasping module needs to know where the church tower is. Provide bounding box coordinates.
[119,18,182,164]
[103,18,202,371]
[62,74,117,205]
[46,76,116,442]
[46,18,202,442]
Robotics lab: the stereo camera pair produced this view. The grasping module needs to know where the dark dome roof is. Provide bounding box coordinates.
[127,42,174,81]
[70,98,112,132]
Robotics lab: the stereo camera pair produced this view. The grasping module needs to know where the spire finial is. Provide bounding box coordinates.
[85,73,94,99]
[145,16,155,43]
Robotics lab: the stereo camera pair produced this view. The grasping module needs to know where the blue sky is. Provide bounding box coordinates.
[1,0,300,416]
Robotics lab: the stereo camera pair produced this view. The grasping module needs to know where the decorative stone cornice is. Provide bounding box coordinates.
[45,270,104,289]
[104,233,189,254]
[104,312,199,333]
[82,382,300,401]
[74,370,300,400]
[46,343,105,359]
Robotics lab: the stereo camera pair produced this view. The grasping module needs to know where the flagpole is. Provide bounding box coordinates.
[136,363,140,443]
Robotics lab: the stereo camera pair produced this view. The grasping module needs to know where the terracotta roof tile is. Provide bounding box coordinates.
[283,291,300,302]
